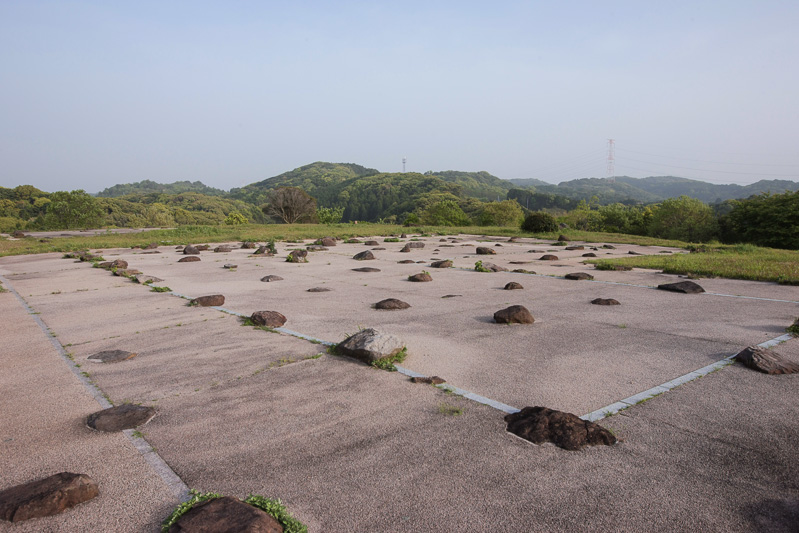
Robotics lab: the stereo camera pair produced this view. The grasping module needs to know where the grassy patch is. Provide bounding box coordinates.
[1,224,691,258]
[438,402,464,416]
[587,243,799,284]
[788,319,799,336]
[370,347,408,372]
[149,286,172,293]
[474,260,491,273]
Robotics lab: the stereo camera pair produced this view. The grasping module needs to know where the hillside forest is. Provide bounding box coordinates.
[2,162,798,249]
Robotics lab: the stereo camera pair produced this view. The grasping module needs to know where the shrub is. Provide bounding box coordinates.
[521,211,557,233]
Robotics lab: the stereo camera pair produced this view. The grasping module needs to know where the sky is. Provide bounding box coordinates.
[2,1,798,193]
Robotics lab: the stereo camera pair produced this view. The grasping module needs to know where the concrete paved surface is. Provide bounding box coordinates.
[1,234,797,532]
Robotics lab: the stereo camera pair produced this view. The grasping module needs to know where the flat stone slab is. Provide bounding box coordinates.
[504,406,617,451]
[565,272,594,281]
[658,281,705,294]
[539,255,558,261]
[307,287,332,292]
[191,295,225,306]
[411,376,446,385]
[87,349,137,363]
[591,298,621,306]
[168,496,283,533]
[178,256,201,263]
[735,345,799,374]
[261,275,284,282]
[86,404,156,432]
[352,267,381,273]
[0,472,99,522]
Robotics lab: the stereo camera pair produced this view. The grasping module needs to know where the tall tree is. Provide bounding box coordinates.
[43,190,105,229]
[263,187,317,223]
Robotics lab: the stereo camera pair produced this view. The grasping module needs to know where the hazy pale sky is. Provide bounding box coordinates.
[2,1,798,193]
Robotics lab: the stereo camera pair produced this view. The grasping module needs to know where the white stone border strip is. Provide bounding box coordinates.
[580,332,795,422]
[0,273,190,501]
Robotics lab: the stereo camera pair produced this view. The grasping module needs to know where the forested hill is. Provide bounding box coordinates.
[97,180,227,197]
[614,176,799,203]
[505,175,799,204]
[426,170,511,201]
[229,162,379,205]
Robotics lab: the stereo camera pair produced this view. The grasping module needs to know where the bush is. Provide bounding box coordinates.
[224,212,248,225]
[316,206,344,225]
[521,211,557,233]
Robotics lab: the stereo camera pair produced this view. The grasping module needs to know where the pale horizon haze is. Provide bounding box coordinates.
[1,1,798,193]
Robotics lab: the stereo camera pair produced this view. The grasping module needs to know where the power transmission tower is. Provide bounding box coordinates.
[607,139,615,182]
[402,156,406,173]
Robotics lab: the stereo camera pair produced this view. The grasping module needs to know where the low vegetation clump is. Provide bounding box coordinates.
[521,211,557,233]
[787,319,799,336]
[161,490,307,533]
[149,286,171,293]
[371,347,408,372]
[474,260,491,273]
[588,243,799,284]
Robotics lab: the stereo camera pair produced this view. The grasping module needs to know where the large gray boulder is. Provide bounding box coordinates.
[336,328,405,364]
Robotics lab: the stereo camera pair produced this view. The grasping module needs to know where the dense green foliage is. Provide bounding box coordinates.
[719,190,799,249]
[521,212,558,232]
[425,170,511,201]
[316,206,344,224]
[43,190,105,229]
[97,179,227,197]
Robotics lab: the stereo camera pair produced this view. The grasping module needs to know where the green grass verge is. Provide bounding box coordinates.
[0,223,692,258]
[587,243,799,284]
[161,490,307,533]
[149,286,172,293]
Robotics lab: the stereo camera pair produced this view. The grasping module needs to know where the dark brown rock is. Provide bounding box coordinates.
[223,264,237,269]
[168,496,283,533]
[317,237,336,246]
[504,406,617,451]
[0,472,99,522]
[87,350,136,363]
[591,298,620,306]
[494,305,534,324]
[565,272,594,280]
[353,250,375,260]
[144,242,158,250]
[97,261,113,269]
[110,259,128,269]
[86,404,156,432]
[565,246,585,251]
[214,246,232,253]
[374,298,410,310]
[411,376,446,385]
[602,244,616,249]
[307,287,332,292]
[11,230,25,238]
[178,256,201,263]
[657,281,705,294]
[512,269,536,274]
[628,250,642,255]
[539,255,558,261]
[558,234,569,241]
[191,294,225,306]
[241,241,256,249]
[287,249,308,262]
[441,294,462,298]
[504,282,524,290]
[253,245,273,255]
[364,240,379,246]
[476,246,496,255]
[183,245,200,255]
[508,261,531,265]
[194,244,209,251]
[352,267,381,272]
[582,253,597,257]
[408,273,432,282]
[400,233,407,238]
[260,275,283,282]
[250,310,287,328]
[372,247,386,250]
[397,260,415,264]
[431,260,453,268]
[735,346,799,375]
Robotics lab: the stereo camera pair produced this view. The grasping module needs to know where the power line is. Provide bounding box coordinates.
[616,147,799,168]
[618,155,799,177]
